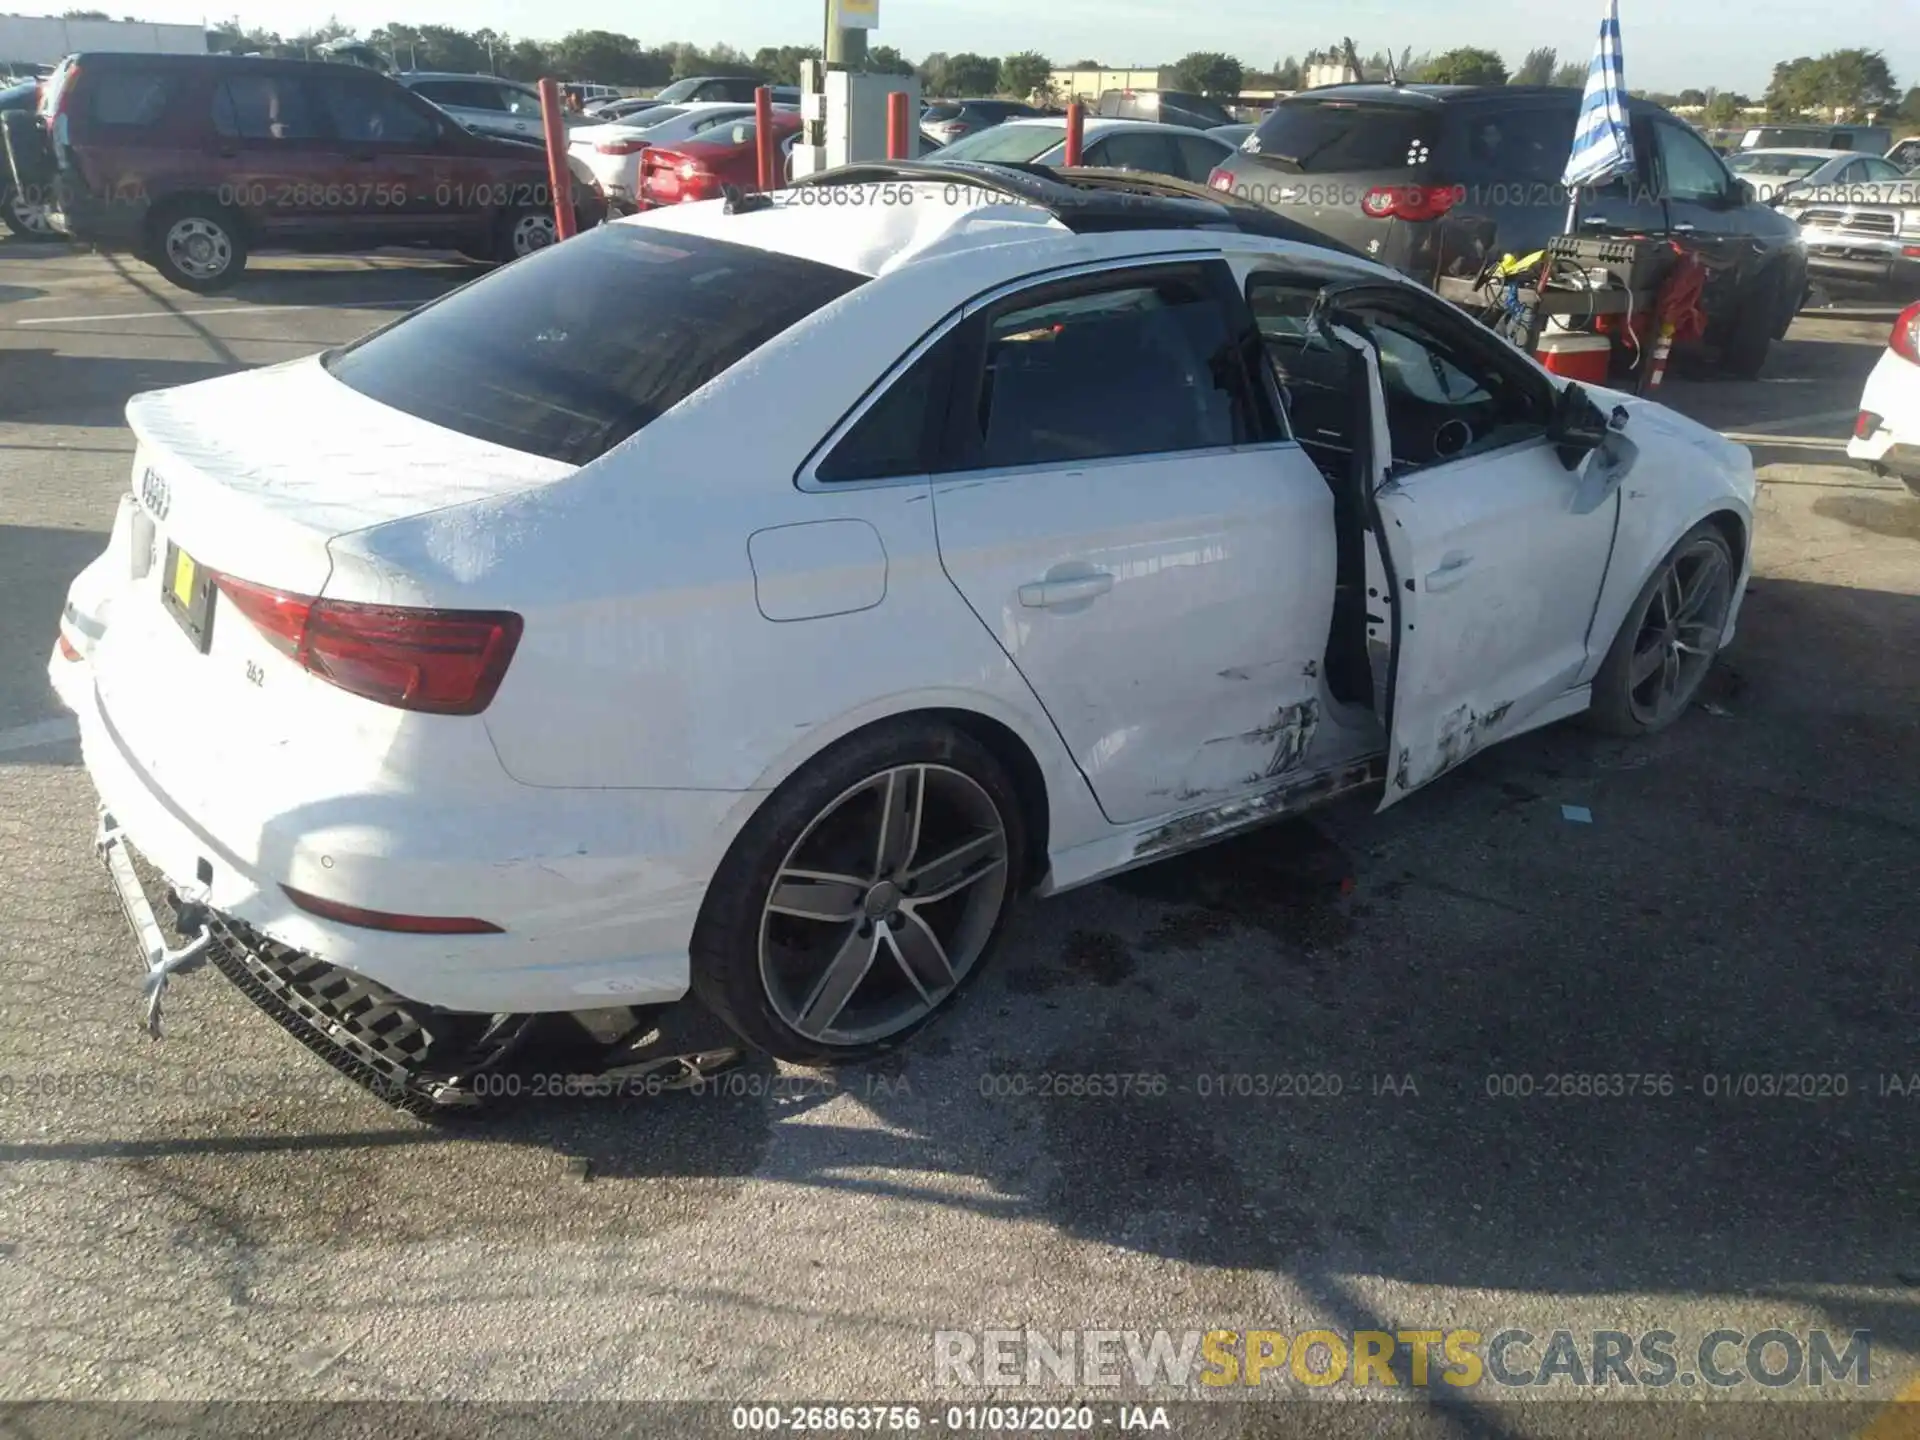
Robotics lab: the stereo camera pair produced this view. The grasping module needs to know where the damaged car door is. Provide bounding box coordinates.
[929,259,1339,825]
[1322,285,1624,806]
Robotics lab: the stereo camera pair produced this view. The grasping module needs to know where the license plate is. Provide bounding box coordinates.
[161,541,216,652]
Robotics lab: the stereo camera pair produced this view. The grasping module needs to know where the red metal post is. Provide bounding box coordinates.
[1064,101,1085,167]
[536,77,576,240]
[887,90,910,160]
[754,85,776,191]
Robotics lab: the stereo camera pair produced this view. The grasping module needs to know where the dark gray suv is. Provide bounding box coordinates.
[1207,84,1808,376]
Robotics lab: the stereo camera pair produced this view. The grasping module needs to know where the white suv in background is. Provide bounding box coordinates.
[1848,302,1920,496]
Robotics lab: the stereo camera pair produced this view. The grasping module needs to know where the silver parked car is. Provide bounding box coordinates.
[393,73,566,142]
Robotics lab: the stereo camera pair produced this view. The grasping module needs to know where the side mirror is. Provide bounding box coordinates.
[1735,178,1759,206]
[1548,380,1610,470]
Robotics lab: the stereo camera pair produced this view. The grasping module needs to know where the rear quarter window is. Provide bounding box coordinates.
[85,66,180,127]
[1251,101,1439,173]
[322,226,866,466]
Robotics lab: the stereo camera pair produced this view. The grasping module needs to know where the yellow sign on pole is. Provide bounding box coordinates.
[834,0,879,30]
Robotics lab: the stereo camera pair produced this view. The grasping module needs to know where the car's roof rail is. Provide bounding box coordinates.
[786,159,1367,258]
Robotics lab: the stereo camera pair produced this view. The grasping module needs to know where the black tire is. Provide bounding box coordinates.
[1,181,58,240]
[492,205,557,263]
[146,197,247,292]
[690,719,1029,1065]
[1718,272,1784,379]
[1587,522,1736,737]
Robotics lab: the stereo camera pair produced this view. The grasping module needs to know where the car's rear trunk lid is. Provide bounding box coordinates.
[123,355,574,601]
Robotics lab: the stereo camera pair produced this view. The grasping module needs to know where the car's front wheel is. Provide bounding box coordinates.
[1588,522,1736,736]
[147,199,247,292]
[691,720,1028,1064]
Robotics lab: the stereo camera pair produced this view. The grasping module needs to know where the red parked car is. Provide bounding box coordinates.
[639,111,803,208]
[0,51,607,291]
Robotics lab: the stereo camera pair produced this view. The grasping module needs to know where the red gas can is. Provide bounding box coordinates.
[1535,333,1612,386]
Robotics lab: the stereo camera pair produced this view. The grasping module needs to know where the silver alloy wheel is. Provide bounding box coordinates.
[1626,535,1733,727]
[164,216,232,280]
[7,187,54,235]
[509,211,555,256]
[759,764,1010,1048]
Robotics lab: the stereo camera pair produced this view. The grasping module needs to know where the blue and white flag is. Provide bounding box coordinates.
[1562,0,1636,190]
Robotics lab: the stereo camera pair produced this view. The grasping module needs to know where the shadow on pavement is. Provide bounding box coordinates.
[0,521,106,735]
[12,571,1911,1376]
[3,348,244,426]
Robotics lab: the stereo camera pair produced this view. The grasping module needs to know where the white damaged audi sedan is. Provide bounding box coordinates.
[50,164,1756,1110]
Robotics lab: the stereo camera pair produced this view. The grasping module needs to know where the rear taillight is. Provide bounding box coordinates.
[1856,410,1884,439]
[1361,184,1464,222]
[595,137,648,155]
[1891,301,1920,365]
[643,150,717,203]
[212,573,521,716]
[1207,167,1235,193]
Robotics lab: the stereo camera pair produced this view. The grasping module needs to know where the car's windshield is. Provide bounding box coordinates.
[1727,152,1827,178]
[936,124,1064,164]
[651,78,707,103]
[323,227,865,465]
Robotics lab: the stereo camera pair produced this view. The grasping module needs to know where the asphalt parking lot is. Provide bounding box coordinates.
[0,235,1915,1433]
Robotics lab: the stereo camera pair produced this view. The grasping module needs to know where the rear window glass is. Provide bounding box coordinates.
[923,103,963,122]
[87,66,177,126]
[323,226,866,466]
[1251,101,1439,173]
[937,124,1062,163]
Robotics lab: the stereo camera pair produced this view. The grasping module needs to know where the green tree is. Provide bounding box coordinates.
[1424,47,1508,86]
[1704,92,1750,125]
[1511,46,1556,86]
[864,44,913,76]
[917,51,949,94]
[1899,86,1920,126]
[1274,55,1302,90]
[1552,60,1587,89]
[1766,50,1899,119]
[941,52,1001,96]
[1171,51,1243,97]
[63,9,110,17]
[547,29,645,83]
[750,44,822,85]
[1676,87,1708,107]
[1069,58,1102,69]
[501,38,551,81]
[1001,50,1053,99]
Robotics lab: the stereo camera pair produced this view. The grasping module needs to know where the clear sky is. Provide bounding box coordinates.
[77,0,1920,97]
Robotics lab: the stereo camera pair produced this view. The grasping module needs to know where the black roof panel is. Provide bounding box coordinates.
[789,160,1369,259]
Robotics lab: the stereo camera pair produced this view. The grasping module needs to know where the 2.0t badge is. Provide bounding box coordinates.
[139,467,170,521]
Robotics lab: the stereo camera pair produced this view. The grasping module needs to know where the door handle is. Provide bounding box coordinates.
[1019,571,1114,608]
[1424,553,1473,593]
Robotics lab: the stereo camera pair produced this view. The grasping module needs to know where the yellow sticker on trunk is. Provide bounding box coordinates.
[172,551,197,608]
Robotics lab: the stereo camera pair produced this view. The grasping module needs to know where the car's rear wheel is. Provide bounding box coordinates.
[148,199,247,292]
[1719,272,1787,378]
[496,206,557,261]
[1588,523,1736,736]
[1,181,58,240]
[691,720,1028,1064]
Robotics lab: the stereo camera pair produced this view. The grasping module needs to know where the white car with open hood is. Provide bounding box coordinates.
[50,163,1758,1112]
